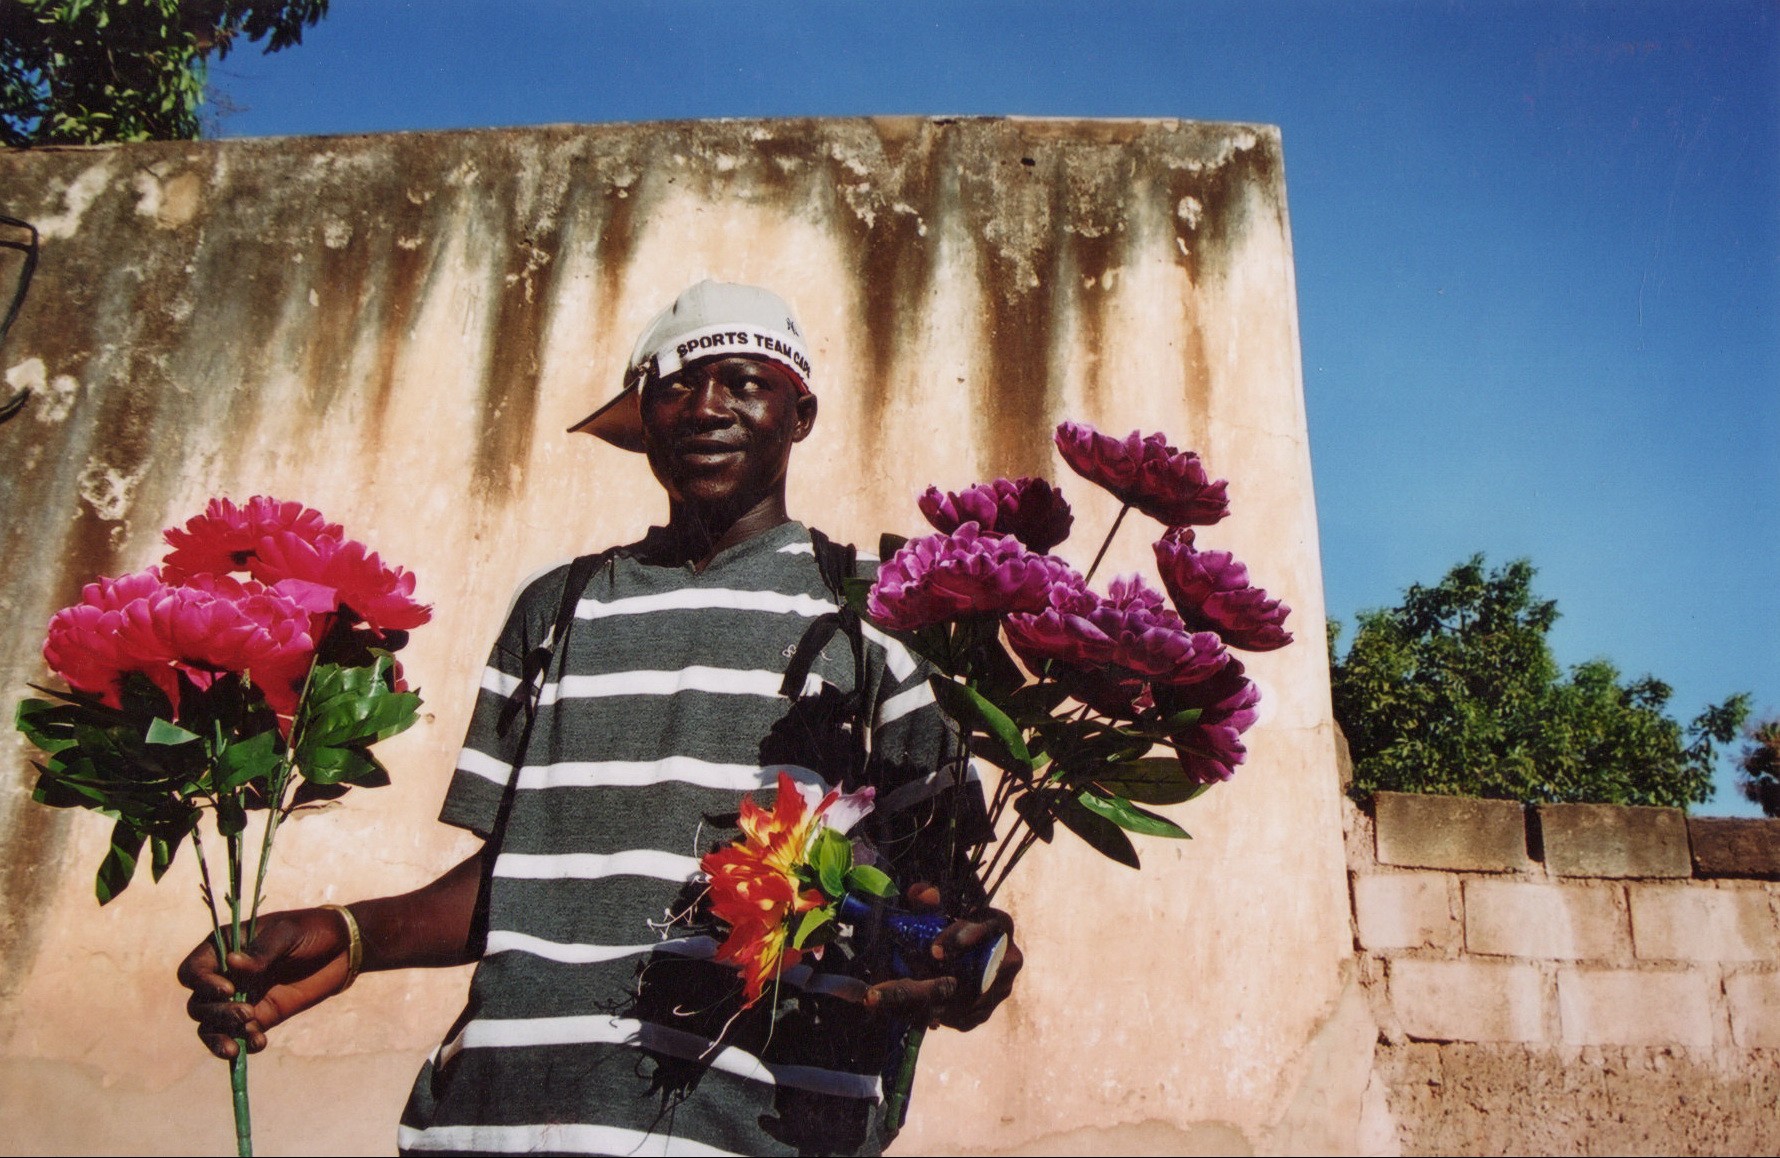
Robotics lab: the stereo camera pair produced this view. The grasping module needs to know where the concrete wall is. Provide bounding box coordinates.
[1348,789,1780,1155]
[0,118,1353,1155]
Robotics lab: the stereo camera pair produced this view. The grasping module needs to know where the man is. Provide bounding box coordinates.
[180,281,1020,1157]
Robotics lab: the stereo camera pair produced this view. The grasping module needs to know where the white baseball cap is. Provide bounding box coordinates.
[569,280,813,452]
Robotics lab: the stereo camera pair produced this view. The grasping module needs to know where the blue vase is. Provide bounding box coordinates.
[837,894,1008,995]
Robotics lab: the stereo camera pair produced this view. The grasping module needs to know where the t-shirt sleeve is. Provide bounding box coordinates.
[437,565,570,838]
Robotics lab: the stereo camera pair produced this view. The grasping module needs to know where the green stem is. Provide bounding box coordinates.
[223,795,253,1155]
[883,1025,926,1140]
[250,656,321,937]
[230,1050,252,1157]
[1083,503,1131,587]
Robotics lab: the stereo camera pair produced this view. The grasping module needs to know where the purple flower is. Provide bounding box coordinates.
[1006,574,1229,714]
[1153,527,1294,652]
[1053,422,1229,527]
[1155,660,1263,784]
[918,477,1075,554]
[867,524,1082,632]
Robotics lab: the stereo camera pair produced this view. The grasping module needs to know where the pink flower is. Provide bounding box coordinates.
[252,531,432,634]
[1156,661,1262,784]
[1153,527,1293,652]
[867,524,1081,632]
[918,478,1074,553]
[161,496,341,582]
[43,570,315,714]
[1053,422,1229,526]
[1006,575,1229,714]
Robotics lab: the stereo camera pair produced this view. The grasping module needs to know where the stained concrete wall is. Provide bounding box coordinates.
[0,118,1350,1155]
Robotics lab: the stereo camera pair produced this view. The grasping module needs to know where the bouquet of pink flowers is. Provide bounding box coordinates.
[15,496,429,1157]
[857,421,1293,901]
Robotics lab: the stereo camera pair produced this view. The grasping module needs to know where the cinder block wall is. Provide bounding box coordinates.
[1347,789,1780,1155]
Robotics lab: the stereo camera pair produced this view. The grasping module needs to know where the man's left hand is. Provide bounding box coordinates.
[862,884,1023,1031]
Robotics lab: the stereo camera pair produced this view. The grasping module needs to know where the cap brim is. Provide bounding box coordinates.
[568,390,645,453]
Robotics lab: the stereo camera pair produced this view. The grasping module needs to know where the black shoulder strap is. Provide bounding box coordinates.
[779,528,864,700]
[496,549,612,738]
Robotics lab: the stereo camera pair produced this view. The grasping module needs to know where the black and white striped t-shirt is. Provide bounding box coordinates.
[398,521,976,1157]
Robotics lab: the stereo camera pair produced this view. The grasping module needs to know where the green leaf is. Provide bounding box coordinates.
[1077,790,1191,839]
[144,717,201,746]
[878,533,909,561]
[1051,792,1141,868]
[149,833,175,881]
[841,577,875,617]
[95,819,145,904]
[845,863,896,900]
[1162,707,1204,731]
[215,793,247,838]
[218,730,283,790]
[792,906,835,950]
[1011,790,1058,842]
[16,698,78,754]
[808,828,852,899]
[1091,757,1212,806]
[298,743,376,786]
[1007,681,1071,720]
[928,675,1032,770]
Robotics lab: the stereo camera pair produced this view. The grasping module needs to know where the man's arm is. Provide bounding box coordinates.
[177,845,490,1059]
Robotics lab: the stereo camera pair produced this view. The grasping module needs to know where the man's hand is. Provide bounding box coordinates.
[863,884,1023,1031]
[177,907,354,1059]
[177,847,488,1059]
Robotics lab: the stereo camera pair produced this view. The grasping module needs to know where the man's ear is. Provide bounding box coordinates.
[792,393,818,442]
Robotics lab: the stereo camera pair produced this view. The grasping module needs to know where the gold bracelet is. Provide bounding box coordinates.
[322,903,363,992]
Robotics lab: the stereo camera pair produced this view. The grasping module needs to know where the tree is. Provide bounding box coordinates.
[1329,555,1749,808]
[1,0,328,147]
[1737,717,1780,817]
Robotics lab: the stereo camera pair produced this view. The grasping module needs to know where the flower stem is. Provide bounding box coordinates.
[1083,504,1131,586]
[230,1050,252,1157]
[883,1025,925,1139]
[223,800,253,1156]
[248,657,318,939]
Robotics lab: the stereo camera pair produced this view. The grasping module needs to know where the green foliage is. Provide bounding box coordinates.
[886,616,1203,895]
[1,0,328,146]
[1330,554,1749,809]
[1737,717,1780,817]
[16,651,415,903]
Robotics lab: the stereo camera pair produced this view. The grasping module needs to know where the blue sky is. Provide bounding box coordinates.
[207,1,1778,814]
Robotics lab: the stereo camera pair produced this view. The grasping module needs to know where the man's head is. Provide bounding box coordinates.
[569,280,814,453]
[570,281,818,525]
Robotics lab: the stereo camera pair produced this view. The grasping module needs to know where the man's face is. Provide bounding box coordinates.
[639,355,817,512]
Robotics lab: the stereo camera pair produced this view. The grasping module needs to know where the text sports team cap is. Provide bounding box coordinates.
[568,280,813,452]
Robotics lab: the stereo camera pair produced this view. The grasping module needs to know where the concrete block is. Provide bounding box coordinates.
[1537,803,1690,879]
[1374,792,1534,873]
[1725,971,1780,1048]
[1389,958,1546,1043]
[1353,871,1458,952]
[1629,884,1780,962]
[1557,967,1715,1049]
[1464,879,1626,960]
[1689,817,1780,879]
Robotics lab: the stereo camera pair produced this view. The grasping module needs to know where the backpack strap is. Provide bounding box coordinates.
[496,549,613,739]
[779,528,864,700]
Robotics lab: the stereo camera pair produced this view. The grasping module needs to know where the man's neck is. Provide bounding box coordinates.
[659,495,793,572]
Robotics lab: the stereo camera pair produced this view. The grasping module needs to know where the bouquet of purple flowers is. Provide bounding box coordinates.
[858,422,1293,901]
